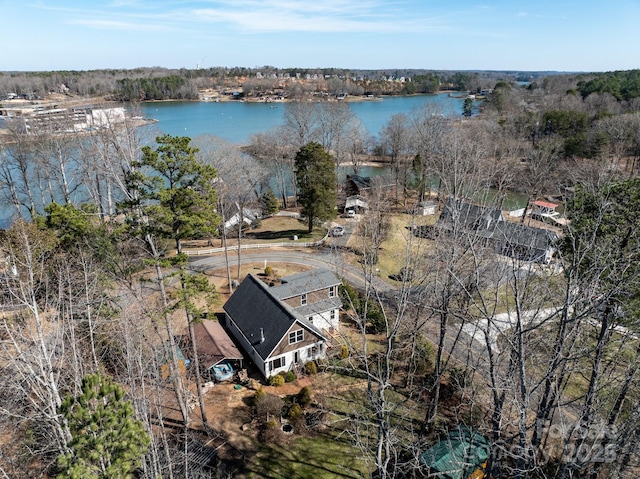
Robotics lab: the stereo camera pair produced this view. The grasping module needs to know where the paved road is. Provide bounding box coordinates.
[188,247,393,293]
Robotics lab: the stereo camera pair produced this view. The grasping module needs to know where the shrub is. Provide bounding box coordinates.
[263,418,285,445]
[255,393,285,420]
[288,403,303,419]
[269,374,285,387]
[253,388,265,405]
[297,386,312,408]
[284,371,296,383]
[304,361,317,375]
[339,344,349,359]
[448,367,471,394]
[264,265,274,277]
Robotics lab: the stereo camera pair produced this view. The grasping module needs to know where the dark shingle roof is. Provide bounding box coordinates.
[493,221,559,251]
[271,268,341,300]
[223,274,325,361]
[438,198,504,231]
[346,174,371,191]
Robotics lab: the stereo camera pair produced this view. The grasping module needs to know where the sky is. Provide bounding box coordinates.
[2,0,639,73]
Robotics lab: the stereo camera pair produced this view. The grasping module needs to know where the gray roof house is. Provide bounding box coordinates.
[223,269,342,379]
[420,198,558,263]
[437,197,504,232]
[491,221,559,263]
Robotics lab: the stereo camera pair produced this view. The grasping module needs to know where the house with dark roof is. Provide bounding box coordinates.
[345,174,371,197]
[491,221,559,263]
[416,198,558,263]
[271,268,342,332]
[223,268,342,379]
[437,197,504,232]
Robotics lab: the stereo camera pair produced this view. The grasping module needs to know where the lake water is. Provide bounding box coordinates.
[140,93,467,144]
[1,93,505,227]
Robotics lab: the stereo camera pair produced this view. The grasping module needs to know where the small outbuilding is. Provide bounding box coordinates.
[420,426,490,479]
[192,320,244,381]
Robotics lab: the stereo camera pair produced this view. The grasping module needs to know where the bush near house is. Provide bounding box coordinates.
[304,361,318,375]
[269,374,285,387]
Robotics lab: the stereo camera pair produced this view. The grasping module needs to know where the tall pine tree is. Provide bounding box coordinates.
[56,373,150,479]
[295,142,337,232]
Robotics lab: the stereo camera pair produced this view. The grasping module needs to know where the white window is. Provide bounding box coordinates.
[329,285,336,297]
[308,316,313,323]
[269,356,285,371]
[301,293,307,305]
[288,329,304,344]
[330,309,336,320]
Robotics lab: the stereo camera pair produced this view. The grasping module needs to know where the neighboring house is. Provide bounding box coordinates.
[416,197,558,263]
[345,174,371,197]
[437,197,504,232]
[223,268,342,379]
[223,207,260,230]
[491,221,559,263]
[412,200,437,216]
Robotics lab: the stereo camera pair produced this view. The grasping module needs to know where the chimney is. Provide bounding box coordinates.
[260,328,265,344]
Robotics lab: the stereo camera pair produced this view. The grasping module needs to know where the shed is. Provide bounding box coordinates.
[420,427,490,479]
[414,200,436,216]
[193,320,244,373]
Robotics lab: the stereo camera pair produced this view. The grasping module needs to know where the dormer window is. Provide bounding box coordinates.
[289,329,304,344]
[301,293,307,305]
[329,286,336,298]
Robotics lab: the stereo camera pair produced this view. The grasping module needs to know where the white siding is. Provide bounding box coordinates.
[307,308,339,332]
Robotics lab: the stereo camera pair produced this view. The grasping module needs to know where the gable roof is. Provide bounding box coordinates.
[346,174,371,191]
[493,221,559,251]
[223,274,326,361]
[193,320,244,369]
[271,268,341,300]
[434,198,558,260]
[438,198,504,231]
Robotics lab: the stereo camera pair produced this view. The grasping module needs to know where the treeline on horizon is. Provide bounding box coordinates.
[4,65,637,102]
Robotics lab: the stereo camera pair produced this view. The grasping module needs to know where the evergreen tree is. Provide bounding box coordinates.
[462,97,473,117]
[56,373,150,479]
[295,142,337,232]
[129,134,219,254]
[260,188,280,216]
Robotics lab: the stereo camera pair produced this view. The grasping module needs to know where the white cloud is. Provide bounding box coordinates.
[67,18,164,31]
[187,0,446,34]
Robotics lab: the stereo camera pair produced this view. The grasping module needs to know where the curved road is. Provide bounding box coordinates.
[188,247,393,293]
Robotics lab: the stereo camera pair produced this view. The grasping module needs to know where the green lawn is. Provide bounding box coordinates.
[246,433,371,479]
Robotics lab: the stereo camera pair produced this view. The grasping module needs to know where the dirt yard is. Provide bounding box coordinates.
[193,374,314,453]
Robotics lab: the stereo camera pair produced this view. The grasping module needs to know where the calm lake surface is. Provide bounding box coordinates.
[141,93,467,144]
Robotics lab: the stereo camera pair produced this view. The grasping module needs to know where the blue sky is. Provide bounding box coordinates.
[3,1,639,72]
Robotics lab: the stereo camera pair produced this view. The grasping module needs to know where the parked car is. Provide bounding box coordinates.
[331,226,345,237]
[346,209,356,218]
